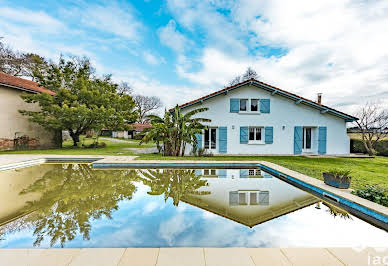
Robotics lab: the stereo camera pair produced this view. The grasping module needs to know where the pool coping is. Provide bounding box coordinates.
[1,155,387,231]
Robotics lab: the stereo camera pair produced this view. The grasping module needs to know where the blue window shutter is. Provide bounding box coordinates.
[259,191,269,205]
[219,126,227,153]
[240,126,248,144]
[195,133,202,151]
[230,98,240,113]
[229,191,238,206]
[194,169,202,176]
[265,127,273,144]
[260,99,270,113]
[240,169,249,178]
[294,126,302,154]
[318,127,327,154]
[218,169,227,178]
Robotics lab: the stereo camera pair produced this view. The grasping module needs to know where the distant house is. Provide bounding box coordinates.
[178,78,358,155]
[102,123,152,139]
[0,72,56,150]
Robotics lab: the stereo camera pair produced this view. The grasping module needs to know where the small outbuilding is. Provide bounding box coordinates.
[0,72,56,150]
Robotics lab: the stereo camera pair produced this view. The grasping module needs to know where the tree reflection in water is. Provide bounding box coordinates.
[5,166,210,247]
[19,164,139,247]
[138,169,210,206]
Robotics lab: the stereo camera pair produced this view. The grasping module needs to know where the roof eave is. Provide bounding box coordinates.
[178,79,358,122]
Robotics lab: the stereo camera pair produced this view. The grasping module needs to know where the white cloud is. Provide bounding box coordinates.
[158,20,190,54]
[158,214,193,245]
[166,0,248,56]
[168,0,388,113]
[143,51,164,65]
[79,2,143,41]
[0,7,64,33]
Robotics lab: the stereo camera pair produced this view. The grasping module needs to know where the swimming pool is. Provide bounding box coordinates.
[0,164,387,248]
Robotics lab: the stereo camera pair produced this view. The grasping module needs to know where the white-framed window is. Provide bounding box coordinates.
[240,99,248,111]
[250,99,259,112]
[229,190,269,206]
[204,128,217,149]
[203,169,216,176]
[248,169,262,177]
[249,127,263,142]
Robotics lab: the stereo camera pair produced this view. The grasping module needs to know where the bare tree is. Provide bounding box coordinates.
[134,95,163,123]
[0,38,48,80]
[227,67,260,87]
[117,82,133,96]
[242,67,259,81]
[354,102,388,156]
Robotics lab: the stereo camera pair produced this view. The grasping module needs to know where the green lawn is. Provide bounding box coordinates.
[136,154,388,190]
[0,136,154,156]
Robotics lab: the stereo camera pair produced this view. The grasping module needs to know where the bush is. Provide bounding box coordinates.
[83,142,106,148]
[133,133,143,140]
[190,147,214,157]
[352,186,388,207]
[350,139,388,156]
[326,168,351,178]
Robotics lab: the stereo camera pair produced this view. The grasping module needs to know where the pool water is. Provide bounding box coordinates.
[0,164,387,248]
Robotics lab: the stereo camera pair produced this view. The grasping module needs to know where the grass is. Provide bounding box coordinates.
[135,154,388,190]
[0,136,154,156]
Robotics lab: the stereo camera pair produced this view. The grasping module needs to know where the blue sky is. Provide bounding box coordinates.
[1,0,387,113]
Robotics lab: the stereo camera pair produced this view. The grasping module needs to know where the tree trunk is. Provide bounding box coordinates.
[69,131,80,147]
[365,140,376,156]
[181,141,186,156]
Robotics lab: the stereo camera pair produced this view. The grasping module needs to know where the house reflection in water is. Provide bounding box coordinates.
[188,169,319,228]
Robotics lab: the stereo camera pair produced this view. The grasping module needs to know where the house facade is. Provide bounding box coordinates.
[179,79,357,155]
[0,72,56,150]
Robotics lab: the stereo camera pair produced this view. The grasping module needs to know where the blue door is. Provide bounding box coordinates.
[294,126,302,154]
[318,127,327,154]
[219,127,227,153]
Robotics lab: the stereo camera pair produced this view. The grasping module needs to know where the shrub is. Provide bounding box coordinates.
[350,139,388,156]
[83,142,106,148]
[352,186,388,207]
[326,168,351,178]
[190,147,214,157]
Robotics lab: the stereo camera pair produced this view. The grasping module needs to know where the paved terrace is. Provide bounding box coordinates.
[1,155,387,266]
[2,247,388,266]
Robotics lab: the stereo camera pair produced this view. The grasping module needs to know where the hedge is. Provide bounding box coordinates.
[350,139,388,156]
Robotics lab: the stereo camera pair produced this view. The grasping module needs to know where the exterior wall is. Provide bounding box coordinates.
[0,85,55,150]
[181,84,350,155]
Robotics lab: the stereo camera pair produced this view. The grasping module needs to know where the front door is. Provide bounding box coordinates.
[302,127,312,152]
[204,128,217,151]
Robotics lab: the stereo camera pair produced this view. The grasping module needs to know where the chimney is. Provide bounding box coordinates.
[317,93,322,104]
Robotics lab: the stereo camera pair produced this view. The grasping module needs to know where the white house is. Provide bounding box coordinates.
[178,78,357,155]
[187,169,318,227]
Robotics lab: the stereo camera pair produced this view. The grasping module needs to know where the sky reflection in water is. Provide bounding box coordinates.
[0,164,387,248]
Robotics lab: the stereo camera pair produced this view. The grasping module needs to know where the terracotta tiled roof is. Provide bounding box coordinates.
[174,78,357,121]
[0,72,55,96]
[130,123,152,131]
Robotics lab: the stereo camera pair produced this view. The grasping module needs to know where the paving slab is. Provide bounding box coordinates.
[69,248,125,266]
[327,248,372,266]
[118,248,159,266]
[0,249,29,266]
[28,249,81,266]
[281,248,343,266]
[204,248,254,266]
[157,248,205,266]
[249,248,292,266]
